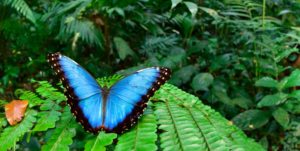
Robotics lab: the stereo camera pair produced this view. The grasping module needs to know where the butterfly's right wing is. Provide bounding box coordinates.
[104,67,171,133]
[47,52,104,134]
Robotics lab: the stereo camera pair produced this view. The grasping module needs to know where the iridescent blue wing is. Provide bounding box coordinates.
[47,52,104,134]
[103,67,171,133]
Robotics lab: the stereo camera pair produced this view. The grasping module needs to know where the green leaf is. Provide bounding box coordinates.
[113,37,136,60]
[281,69,300,89]
[288,90,300,99]
[0,110,37,151]
[19,90,44,107]
[257,93,288,107]
[231,97,252,109]
[115,113,157,151]
[191,73,214,91]
[85,132,117,151]
[255,77,279,88]
[153,84,264,150]
[41,107,76,151]
[272,108,289,129]
[169,65,198,86]
[275,48,298,62]
[171,0,182,9]
[4,0,37,24]
[183,2,198,17]
[199,6,221,19]
[213,89,232,105]
[32,110,61,132]
[232,109,270,130]
[36,81,65,103]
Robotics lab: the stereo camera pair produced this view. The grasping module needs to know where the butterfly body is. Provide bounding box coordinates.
[47,52,171,134]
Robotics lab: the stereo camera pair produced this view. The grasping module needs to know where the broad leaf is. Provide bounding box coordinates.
[113,37,136,60]
[257,93,288,107]
[272,108,289,129]
[171,0,182,9]
[191,73,214,91]
[288,90,300,99]
[170,65,198,86]
[281,69,300,89]
[255,77,278,88]
[183,2,198,17]
[232,109,270,130]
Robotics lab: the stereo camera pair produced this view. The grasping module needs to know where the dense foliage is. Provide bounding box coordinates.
[1,0,300,150]
[0,80,264,150]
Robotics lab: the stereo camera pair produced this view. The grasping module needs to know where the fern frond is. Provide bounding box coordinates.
[0,110,37,151]
[36,81,65,103]
[41,107,76,151]
[84,132,117,151]
[153,84,264,150]
[97,75,124,88]
[18,90,44,107]
[0,118,7,133]
[3,0,36,24]
[115,113,157,151]
[155,101,209,151]
[32,109,61,132]
[58,18,103,48]
[140,35,179,56]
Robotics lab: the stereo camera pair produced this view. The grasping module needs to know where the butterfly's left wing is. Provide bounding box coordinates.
[103,67,171,133]
[47,52,104,134]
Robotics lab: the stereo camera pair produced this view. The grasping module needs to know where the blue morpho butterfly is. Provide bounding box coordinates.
[47,52,171,134]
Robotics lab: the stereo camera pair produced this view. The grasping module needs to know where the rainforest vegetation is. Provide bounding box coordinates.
[1,0,300,150]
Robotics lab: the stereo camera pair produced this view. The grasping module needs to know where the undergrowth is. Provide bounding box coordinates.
[0,76,264,151]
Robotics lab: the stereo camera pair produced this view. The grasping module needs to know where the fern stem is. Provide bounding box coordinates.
[187,108,212,151]
[49,117,73,151]
[262,0,266,30]
[133,120,140,151]
[165,101,185,151]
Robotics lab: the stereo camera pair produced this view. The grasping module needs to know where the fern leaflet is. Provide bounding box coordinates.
[19,90,44,107]
[84,132,117,151]
[32,103,62,132]
[3,0,36,24]
[115,113,157,151]
[36,81,65,103]
[153,84,265,151]
[0,110,37,151]
[41,107,76,151]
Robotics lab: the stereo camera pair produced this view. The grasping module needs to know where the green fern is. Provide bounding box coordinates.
[3,0,36,24]
[35,81,65,103]
[140,35,179,57]
[85,132,117,151]
[0,110,37,151]
[58,18,103,48]
[115,113,157,151]
[18,90,44,107]
[41,107,76,151]
[32,101,62,132]
[0,78,264,150]
[97,75,124,88]
[153,84,264,151]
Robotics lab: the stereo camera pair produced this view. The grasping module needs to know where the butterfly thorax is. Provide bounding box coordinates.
[100,86,109,128]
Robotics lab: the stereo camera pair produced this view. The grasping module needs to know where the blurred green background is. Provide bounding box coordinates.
[1,0,300,150]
